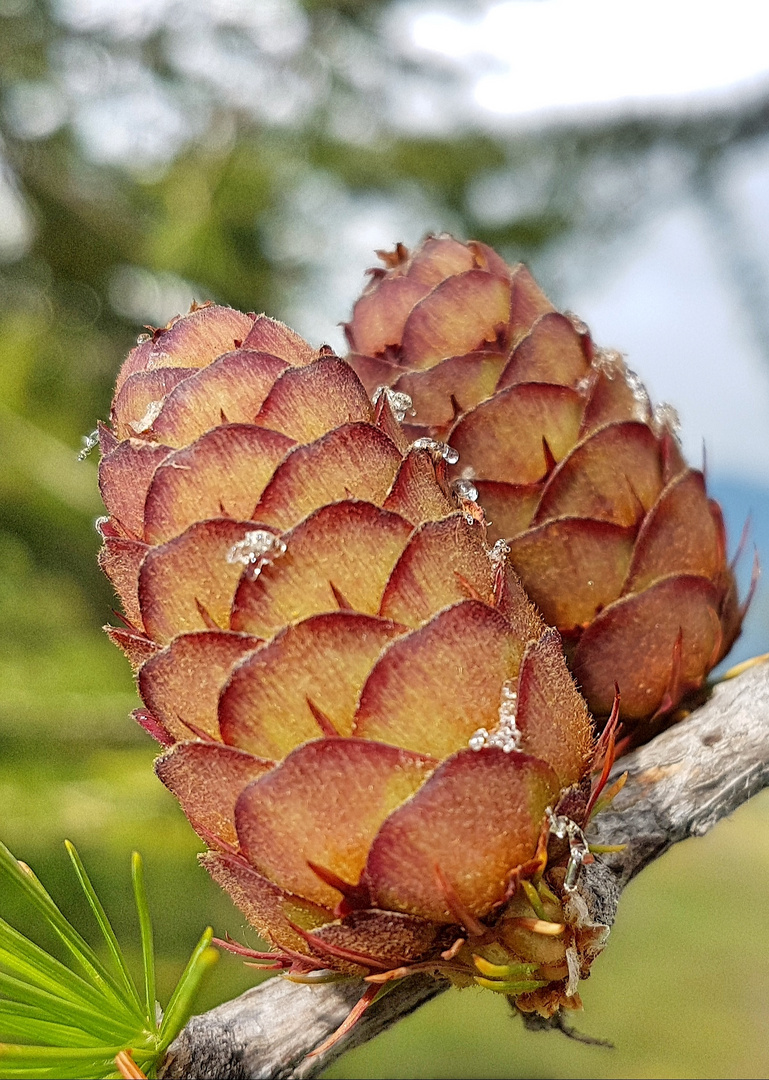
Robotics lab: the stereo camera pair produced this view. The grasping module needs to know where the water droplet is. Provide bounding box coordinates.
[132,400,164,434]
[77,429,99,461]
[452,478,478,502]
[227,530,287,568]
[372,386,414,423]
[136,332,152,344]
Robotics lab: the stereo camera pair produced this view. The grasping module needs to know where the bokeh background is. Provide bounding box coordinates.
[2,2,769,1077]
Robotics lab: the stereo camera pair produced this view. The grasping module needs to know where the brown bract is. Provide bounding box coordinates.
[345,235,744,730]
[99,300,601,1015]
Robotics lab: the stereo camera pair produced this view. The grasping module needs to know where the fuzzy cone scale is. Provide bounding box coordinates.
[98,301,606,1015]
[345,235,744,728]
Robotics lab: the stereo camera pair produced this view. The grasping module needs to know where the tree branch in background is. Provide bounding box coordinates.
[160,658,769,1080]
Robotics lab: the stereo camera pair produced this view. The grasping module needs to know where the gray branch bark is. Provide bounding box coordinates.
[161,660,769,1080]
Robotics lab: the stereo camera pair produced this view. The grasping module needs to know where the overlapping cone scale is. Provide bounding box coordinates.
[345,235,743,729]
[99,301,603,1015]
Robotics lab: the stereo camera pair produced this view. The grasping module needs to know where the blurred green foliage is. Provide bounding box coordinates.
[1,2,769,1077]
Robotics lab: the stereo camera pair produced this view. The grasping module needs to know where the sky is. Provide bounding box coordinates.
[408,0,769,120]
[571,178,769,484]
[399,1,769,485]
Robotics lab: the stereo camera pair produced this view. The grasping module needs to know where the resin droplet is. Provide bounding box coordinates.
[146,351,170,370]
[652,402,681,438]
[564,310,590,336]
[227,530,287,567]
[488,539,510,568]
[77,429,99,461]
[545,809,591,892]
[412,437,460,465]
[443,445,460,465]
[592,347,625,379]
[452,478,479,502]
[372,386,414,423]
[469,680,521,753]
[132,400,164,435]
[623,369,651,421]
[468,728,489,752]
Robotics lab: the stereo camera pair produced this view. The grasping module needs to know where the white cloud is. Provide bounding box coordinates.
[411,0,769,117]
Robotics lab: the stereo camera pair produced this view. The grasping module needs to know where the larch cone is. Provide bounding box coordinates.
[345,234,745,732]
[98,299,613,1020]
